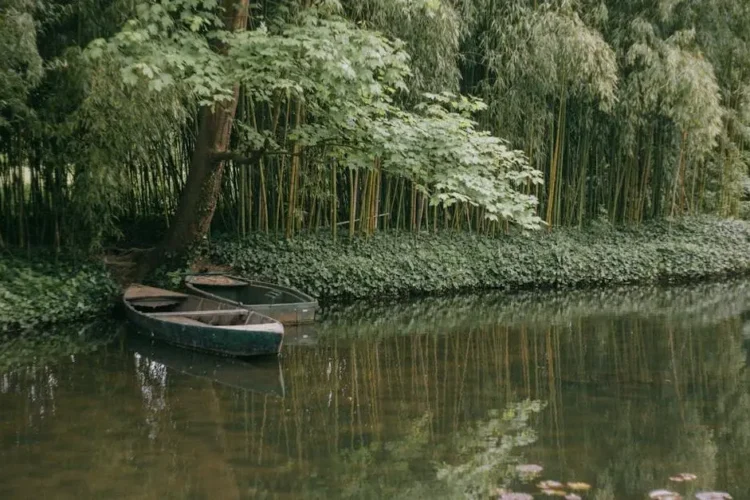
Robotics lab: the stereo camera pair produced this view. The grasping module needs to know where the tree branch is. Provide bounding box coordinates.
[209,136,357,165]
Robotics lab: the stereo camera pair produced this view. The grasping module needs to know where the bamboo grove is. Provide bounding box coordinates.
[2,0,750,249]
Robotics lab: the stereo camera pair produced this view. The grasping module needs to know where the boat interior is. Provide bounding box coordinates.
[126,289,279,328]
[190,278,309,305]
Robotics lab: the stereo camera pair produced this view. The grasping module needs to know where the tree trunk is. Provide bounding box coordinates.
[136,0,249,278]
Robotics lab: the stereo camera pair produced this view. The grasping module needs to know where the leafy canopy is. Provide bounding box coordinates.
[84,0,543,229]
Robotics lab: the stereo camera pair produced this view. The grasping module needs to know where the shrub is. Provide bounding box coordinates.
[0,256,120,333]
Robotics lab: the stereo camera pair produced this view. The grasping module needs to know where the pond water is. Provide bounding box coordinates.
[2,281,750,499]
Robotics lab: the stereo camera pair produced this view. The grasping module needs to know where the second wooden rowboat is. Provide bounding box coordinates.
[123,284,284,357]
[184,273,318,325]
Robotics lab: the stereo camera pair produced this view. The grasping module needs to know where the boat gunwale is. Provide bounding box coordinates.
[148,308,254,317]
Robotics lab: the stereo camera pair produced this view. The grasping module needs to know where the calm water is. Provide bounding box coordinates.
[3,281,750,499]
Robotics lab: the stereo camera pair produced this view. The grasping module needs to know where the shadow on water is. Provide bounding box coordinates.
[2,280,750,498]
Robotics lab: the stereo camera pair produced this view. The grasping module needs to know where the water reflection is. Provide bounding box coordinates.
[1,281,750,498]
[126,335,286,398]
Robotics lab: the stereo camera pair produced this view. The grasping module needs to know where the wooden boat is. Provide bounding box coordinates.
[125,335,286,398]
[184,273,318,325]
[122,284,284,357]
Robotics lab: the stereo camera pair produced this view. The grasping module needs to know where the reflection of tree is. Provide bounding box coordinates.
[299,401,545,500]
[0,319,121,373]
[437,401,545,499]
[324,412,435,499]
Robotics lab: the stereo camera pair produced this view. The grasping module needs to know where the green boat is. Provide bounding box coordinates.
[123,284,284,357]
[184,273,319,325]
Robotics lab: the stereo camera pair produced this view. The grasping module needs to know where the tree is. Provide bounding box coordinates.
[160,0,250,255]
[83,0,542,273]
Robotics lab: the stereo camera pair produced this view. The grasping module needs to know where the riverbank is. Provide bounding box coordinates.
[209,216,750,302]
[3,216,750,331]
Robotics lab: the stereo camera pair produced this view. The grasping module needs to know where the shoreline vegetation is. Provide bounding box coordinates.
[0,256,119,334]
[207,216,750,301]
[3,216,750,333]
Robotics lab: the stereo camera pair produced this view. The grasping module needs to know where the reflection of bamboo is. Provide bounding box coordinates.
[204,383,241,500]
[433,335,440,434]
[697,330,709,398]
[686,327,696,388]
[409,337,418,402]
[453,331,472,432]
[352,343,363,447]
[545,328,559,455]
[258,395,267,464]
[636,321,650,383]
[366,341,380,441]
[417,335,433,439]
[534,329,541,400]
[521,326,531,397]
[554,325,566,467]
[244,392,249,459]
[12,312,750,499]
[442,335,449,434]
[504,326,511,401]
[282,396,291,457]
[452,333,461,433]
[334,339,340,454]
[611,319,621,390]
[575,317,585,382]
[668,326,685,424]
[395,336,406,402]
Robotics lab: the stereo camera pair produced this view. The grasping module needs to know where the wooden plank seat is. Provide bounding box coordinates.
[124,285,188,301]
[160,316,207,326]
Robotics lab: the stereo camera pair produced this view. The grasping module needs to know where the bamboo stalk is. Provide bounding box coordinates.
[546,86,566,228]
[286,100,303,239]
[349,168,358,239]
[331,160,337,240]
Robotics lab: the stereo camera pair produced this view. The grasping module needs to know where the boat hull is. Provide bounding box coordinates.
[125,306,283,357]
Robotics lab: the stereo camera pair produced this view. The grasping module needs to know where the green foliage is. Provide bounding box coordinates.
[1,0,157,250]
[623,21,722,153]
[0,256,120,333]
[207,217,750,302]
[0,0,43,126]
[343,0,463,94]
